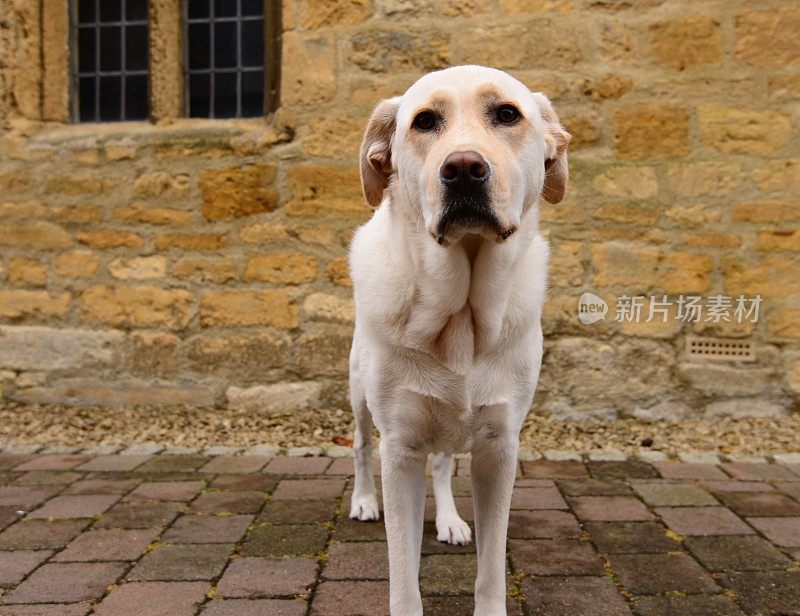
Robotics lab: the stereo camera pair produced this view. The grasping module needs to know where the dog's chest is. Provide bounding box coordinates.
[433,303,476,375]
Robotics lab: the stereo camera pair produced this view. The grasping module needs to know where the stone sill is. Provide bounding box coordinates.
[4,116,293,151]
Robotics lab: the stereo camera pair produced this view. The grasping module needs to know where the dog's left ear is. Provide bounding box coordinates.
[532,92,571,205]
[360,97,401,208]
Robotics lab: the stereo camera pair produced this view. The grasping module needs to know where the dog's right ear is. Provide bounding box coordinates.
[360,97,400,208]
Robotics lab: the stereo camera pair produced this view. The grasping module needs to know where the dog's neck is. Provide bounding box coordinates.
[387,199,541,370]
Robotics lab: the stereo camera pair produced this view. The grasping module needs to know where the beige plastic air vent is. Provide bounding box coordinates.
[685,336,756,362]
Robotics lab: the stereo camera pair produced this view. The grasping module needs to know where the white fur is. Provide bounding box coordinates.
[348,66,569,615]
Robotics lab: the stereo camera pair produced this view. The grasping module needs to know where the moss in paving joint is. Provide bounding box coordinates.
[665,528,684,543]
[603,560,633,601]
[143,540,168,555]
[506,571,525,603]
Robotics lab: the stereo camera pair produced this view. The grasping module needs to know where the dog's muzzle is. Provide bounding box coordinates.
[435,151,507,243]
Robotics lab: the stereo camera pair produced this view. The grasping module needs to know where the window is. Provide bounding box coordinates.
[67,0,280,123]
[185,0,277,119]
[72,0,150,122]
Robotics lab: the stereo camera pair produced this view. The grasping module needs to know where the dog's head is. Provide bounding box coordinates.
[360,65,570,245]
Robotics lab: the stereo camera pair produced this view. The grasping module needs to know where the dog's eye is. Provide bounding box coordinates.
[412,111,437,131]
[496,105,521,124]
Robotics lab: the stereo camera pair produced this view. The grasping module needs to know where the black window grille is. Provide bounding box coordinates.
[72,0,150,122]
[185,0,279,118]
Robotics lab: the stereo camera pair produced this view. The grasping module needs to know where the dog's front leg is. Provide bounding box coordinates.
[380,438,427,616]
[471,432,519,616]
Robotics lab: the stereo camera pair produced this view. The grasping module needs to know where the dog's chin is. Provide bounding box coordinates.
[431,195,516,246]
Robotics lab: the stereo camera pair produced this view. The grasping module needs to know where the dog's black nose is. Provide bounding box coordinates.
[440,151,489,189]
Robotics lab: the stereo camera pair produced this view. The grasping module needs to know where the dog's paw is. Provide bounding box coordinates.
[349,494,380,521]
[436,514,472,545]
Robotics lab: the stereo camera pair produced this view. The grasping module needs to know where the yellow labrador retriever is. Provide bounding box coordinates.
[348,65,570,615]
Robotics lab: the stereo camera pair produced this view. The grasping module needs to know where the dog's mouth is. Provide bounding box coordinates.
[433,188,515,245]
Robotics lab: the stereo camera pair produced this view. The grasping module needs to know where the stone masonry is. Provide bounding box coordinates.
[0,0,799,418]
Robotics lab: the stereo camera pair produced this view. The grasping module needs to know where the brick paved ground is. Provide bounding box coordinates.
[0,451,798,615]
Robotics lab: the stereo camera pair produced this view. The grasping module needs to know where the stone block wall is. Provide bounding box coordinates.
[0,0,798,419]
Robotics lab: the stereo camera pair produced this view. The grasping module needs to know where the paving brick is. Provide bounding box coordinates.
[633,594,746,616]
[0,486,60,508]
[776,480,800,502]
[632,480,719,506]
[210,475,277,492]
[311,580,389,615]
[0,519,87,549]
[162,514,253,543]
[199,456,271,474]
[264,457,331,475]
[419,553,476,595]
[588,460,658,479]
[128,481,205,502]
[95,501,182,529]
[0,455,33,470]
[326,457,379,476]
[54,527,161,562]
[716,491,800,516]
[201,598,307,616]
[521,460,588,479]
[324,542,388,580]
[703,480,774,493]
[421,596,524,616]
[609,552,720,594]
[557,478,631,496]
[28,494,120,519]
[719,570,800,616]
[332,516,386,542]
[656,506,754,536]
[3,562,126,603]
[127,543,234,581]
[93,581,210,616]
[514,478,555,488]
[217,556,317,598]
[63,477,141,495]
[508,509,581,539]
[0,506,20,530]
[654,462,728,480]
[190,490,265,514]
[77,455,150,472]
[510,486,567,510]
[747,516,800,547]
[522,575,632,616]
[0,549,51,587]
[570,496,654,521]
[0,605,90,616]
[509,538,603,575]
[258,499,336,524]
[14,455,90,471]
[721,462,798,481]
[241,524,328,557]
[685,535,793,571]
[14,470,82,486]
[272,479,345,500]
[586,522,678,554]
[421,521,474,555]
[135,455,211,473]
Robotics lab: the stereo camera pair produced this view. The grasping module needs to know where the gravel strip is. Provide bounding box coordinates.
[0,402,798,457]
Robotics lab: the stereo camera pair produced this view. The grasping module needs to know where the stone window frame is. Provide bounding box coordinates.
[41,0,281,124]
